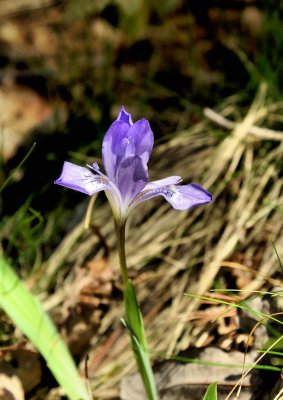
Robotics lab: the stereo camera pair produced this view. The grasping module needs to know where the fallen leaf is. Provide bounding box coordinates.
[60,257,114,356]
[0,83,53,160]
[0,374,25,400]
[0,346,41,393]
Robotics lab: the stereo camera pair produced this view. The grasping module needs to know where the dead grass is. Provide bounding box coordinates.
[41,83,283,398]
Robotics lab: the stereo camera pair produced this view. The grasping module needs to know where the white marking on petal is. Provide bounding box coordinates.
[144,176,182,190]
[130,182,212,211]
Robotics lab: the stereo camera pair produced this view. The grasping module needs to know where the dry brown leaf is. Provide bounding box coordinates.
[59,257,114,356]
[0,346,41,393]
[0,83,53,159]
[64,257,114,311]
[0,0,54,18]
[0,374,25,400]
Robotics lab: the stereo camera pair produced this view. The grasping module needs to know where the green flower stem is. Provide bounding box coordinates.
[115,218,158,400]
[114,218,129,287]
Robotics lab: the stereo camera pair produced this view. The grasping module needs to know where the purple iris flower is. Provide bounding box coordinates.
[54,107,212,221]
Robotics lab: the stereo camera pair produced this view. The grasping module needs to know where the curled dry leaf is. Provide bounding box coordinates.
[0,374,25,400]
[63,257,114,311]
[0,346,41,394]
[60,257,114,356]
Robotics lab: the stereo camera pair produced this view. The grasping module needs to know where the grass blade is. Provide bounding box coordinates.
[203,382,218,400]
[271,239,283,273]
[124,279,158,400]
[0,255,89,400]
[0,143,36,193]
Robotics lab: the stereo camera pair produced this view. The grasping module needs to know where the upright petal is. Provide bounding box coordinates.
[131,182,212,210]
[102,120,131,182]
[116,155,148,207]
[126,118,154,164]
[102,108,154,184]
[117,106,133,125]
[54,161,111,196]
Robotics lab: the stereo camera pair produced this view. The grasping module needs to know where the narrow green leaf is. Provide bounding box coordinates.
[130,331,158,400]
[123,279,158,400]
[203,382,218,400]
[0,142,36,193]
[124,279,147,349]
[0,256,89,400]
[156,352,281,371]
[185,292,283,326]
[271,239,283,273]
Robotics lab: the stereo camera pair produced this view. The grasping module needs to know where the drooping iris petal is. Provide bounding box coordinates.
[144,176,182,190]
[116,155,148,206]
[163,184,212,210]
[54,161,110,196]
[132,182,212,210]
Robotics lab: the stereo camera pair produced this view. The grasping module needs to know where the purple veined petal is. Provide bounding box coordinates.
[126,118,154,164]
[102,120,131,182]
[117,106,133,126]
[115,155,148,207]
[131,182,212,210]
[144,176,182,190]
[54,161,111,196]
[102,109,153,184]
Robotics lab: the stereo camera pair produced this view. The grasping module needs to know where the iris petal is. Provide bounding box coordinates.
[126,118,154,164]
[102,120,130,182]
[102,108,153,188]
[132,182,212,210]
[116,155,148,206]
[163,184,212,210]
[117,106,133,126]
[144,176,182,190]
[54,161,110,196]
